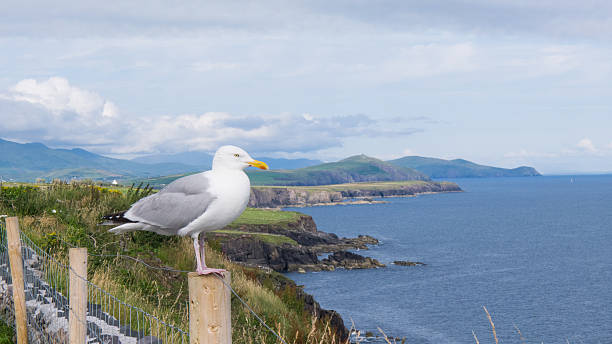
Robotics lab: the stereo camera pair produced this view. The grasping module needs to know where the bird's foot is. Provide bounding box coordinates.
[196,267,227,276]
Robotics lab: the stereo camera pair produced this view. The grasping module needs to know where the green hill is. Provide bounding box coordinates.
[138,155,429,187]
[0,138,199,181]
[247,154,429,186]
[388,156,541,178]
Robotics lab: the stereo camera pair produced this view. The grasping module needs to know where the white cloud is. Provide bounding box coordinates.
[577,138,596,153]
[402,148,414,156]
[9,77,112,119]
[102,101,119,118]
[0,77,422,156]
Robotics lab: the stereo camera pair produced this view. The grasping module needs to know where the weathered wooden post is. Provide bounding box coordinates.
[69,248,88,344]
[188,272,232,344]
[6,217,28,344]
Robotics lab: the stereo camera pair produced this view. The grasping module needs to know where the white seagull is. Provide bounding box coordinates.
[103,145,268,275]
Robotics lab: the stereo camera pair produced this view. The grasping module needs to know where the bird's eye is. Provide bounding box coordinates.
[234,153,240,158]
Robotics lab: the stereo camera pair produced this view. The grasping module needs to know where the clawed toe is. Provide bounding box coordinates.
[196,267,227,276]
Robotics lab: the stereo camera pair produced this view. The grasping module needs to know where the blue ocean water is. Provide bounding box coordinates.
[284,176,612,343]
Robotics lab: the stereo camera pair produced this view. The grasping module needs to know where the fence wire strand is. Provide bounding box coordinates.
[56,234,289,343]
[0,221,189,344]
[0,221,289,344]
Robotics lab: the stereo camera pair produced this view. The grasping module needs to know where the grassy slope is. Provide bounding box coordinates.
[0,184,345,344]
[229,208,303,225]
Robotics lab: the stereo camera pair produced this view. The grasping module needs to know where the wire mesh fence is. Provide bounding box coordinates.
[0,221,189,344]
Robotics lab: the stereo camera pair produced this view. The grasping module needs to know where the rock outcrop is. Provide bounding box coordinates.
[249,181,462,208]
[209,218,382,273]
[220,237,319,271]
[393,260,426,266]
[320,251,385,270]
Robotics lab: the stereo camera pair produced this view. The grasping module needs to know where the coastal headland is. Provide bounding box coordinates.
[249,180,462,208]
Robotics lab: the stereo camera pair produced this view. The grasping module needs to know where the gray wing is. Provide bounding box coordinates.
[125,173,217,231]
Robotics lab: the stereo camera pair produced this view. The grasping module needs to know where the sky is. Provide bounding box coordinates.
[1,0,611,174]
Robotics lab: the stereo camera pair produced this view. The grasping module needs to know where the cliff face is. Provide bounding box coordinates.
[220,238,319,271]
[249,181,462,208]
[249,188,343,208]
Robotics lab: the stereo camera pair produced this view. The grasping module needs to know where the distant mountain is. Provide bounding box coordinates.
[388,156,541,178]
[0,138,199,181]
[246,154,429,186]
[132,151,322,170]
[258,157,324,170]
[131,151,213,169]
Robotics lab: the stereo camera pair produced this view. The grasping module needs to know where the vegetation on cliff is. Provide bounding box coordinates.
[0,183,347,343]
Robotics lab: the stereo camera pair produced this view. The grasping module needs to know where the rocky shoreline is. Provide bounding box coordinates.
[204,213,392,341]
[248,181,462,208]
[208,214,383,272]
[207,197,435,341]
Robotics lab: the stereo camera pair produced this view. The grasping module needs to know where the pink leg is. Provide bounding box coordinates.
[193,237,203,271]
[199,235,206,266]
[193,234,226,276]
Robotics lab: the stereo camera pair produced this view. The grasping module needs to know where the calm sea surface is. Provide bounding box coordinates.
[284,176,612,343]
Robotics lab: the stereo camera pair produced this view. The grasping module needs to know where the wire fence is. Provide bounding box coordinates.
[0,221,189,344]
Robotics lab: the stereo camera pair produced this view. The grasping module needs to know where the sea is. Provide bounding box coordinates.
[284,175,612,344]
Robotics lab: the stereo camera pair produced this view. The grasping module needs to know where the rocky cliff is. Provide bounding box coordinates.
[249,188,343,208]
[206,212,385,341]
[249,181,462,208]
[207,213,381,272]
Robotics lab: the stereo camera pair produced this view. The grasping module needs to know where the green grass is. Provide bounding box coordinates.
[212,230,298,246]
[229,208,303,226]
[0,322,13,344]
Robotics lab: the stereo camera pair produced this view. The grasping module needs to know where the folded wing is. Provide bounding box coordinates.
[125,173,217,233]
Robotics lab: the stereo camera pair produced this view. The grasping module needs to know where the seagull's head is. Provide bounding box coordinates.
[212,145,269,171]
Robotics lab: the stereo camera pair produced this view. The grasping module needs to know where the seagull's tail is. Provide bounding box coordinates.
[108,222,148,234]
[100,211,134,225]
[100,211,140,233]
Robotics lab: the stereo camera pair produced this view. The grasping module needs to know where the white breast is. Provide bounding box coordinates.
[177,170,251,237]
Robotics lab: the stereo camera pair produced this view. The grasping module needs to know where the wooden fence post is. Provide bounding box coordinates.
[188,272,232,344]
[6,217,27,344]
[69,248,88,344]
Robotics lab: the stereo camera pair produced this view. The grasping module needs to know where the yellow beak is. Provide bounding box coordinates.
[247,160,269,170]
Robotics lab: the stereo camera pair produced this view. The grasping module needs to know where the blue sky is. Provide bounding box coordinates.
[1,0,611,174]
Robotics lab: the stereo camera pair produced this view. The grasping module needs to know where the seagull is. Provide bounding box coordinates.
[102,145,268,275]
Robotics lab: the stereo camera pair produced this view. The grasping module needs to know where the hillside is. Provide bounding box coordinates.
[0,184,348,343]
[0,139,199,181]
[388,156,541,178]
[247,155,429,186]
